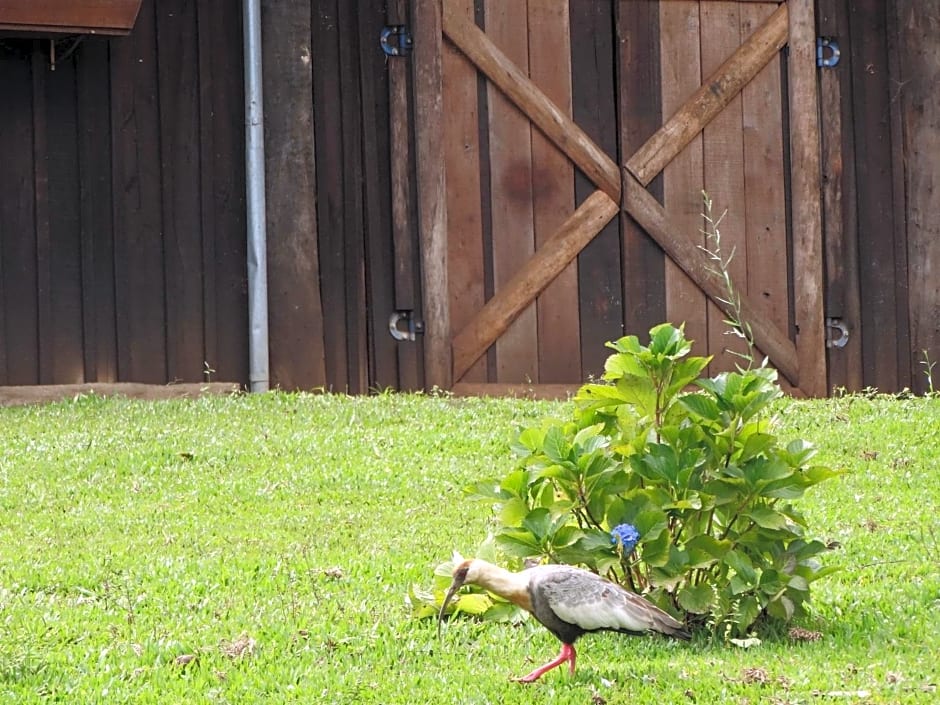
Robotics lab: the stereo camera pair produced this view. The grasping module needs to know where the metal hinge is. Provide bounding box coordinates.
[826,317,849,348]
[389,310,424,341]
[380,25,413,57]
[817,37,840,68]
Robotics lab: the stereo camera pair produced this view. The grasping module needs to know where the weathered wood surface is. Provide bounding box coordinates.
[0,0,143,34]
[658,1,707,358]
[442,1,621,202]
[452,190,619,381]
[528,0,579,383]
[623,173,800,384]
[387,0,422,391]
[848,0,907,390]
[628,2,788,187]
[817,0,862,391]
[263,0,326,390]
[414,0,451,390]
[617,0,666,338]
[570,0,623,378]
[701,1,748,370]
[787,0,827,397]
[485,0,537,383]
[441,0,486,383]
[741,2,790,353]
[896,0,940,394]
[0,382,240,407]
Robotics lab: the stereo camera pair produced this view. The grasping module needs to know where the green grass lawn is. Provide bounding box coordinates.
[1,390,938,704]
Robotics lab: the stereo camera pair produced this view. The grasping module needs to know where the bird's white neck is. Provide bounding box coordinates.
[466,560,532,611]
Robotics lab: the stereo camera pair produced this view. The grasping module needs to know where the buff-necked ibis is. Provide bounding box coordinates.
[438,559,690,683]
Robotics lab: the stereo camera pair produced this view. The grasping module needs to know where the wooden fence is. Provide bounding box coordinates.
[0,0,936,398]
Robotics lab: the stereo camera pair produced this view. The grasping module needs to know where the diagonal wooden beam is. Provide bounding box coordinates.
[623,171,799,384]
[452,190,619,381]
[626,2,789,186]
[441,2,621,201]
[443,0,798,386]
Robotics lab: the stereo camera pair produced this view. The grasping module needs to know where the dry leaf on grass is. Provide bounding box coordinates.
[221,633,257,659]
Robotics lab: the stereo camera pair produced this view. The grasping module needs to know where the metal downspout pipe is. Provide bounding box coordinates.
[243,0,269,392]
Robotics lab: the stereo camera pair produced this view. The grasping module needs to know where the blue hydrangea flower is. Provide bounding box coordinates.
[610,523,640,553]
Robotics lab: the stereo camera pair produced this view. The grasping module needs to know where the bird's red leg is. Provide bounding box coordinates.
[513,643,576,683]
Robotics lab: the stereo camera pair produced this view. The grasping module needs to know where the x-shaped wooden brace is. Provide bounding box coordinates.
[446,2,809,388]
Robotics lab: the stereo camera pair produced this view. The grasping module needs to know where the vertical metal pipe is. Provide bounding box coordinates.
[243,0,269,392]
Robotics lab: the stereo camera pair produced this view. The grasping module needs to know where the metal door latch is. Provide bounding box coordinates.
[826,317,849,348]
[817,37,840,68]
[380,25,413,57]
[389,311,424,341]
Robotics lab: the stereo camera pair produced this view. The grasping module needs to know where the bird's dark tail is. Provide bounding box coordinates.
[649,605,692,641]
[650,610,692,640]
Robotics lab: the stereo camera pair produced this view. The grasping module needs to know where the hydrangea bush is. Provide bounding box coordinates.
[448,324,840,637]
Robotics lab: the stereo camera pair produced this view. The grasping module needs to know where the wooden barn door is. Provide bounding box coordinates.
[411,0,827,397]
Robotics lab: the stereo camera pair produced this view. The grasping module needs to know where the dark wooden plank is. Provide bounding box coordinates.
[76,38,117,383]
[895,0,937,394]
[202,0,248,385]
[885,1,912,391]
[359,0,400,391]
[109,0,168,383]
[337,0,368,394]
[0,47,39,384]
[617,0,666,340]
[156,0,205,382]
[485,0,537,383]
[817,0,862,391]
[529,0,580,384]
[31,46,54,384]
[196,0,217,384]
[570,0,623,378]
[441,0,486,383]
[43,48,86,384]
[847,0,902,391]
[262,0,326,390]
[310,0,350,391]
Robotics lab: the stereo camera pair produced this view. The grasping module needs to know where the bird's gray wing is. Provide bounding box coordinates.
[531,566,682,635]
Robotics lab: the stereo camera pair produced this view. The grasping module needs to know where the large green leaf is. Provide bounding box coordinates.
[498,497,529,527]
[678,583,715,614]
[542,425,570,464]
[522,508,553,540]
[679,393,723,422]
[455,592,492,616]
[495,528,542,558]
[724,549,757,584]
[745,506,790,531]
[641,531,671,567]
[685,535,732,560]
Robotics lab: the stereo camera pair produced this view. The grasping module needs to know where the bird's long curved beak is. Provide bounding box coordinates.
[437,577,464,638]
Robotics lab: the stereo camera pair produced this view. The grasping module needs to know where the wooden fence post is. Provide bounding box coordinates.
[413,0,451,390]
[788,0,828,396]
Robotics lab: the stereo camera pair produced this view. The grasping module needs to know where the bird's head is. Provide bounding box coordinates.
[436,559,479,637]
